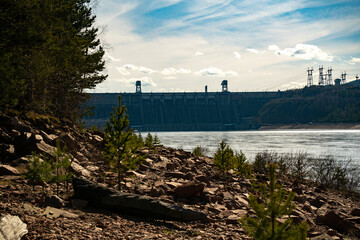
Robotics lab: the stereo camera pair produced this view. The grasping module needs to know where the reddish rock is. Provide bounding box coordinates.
[44,195,65,208]
[174,181,205,198]
[0,165,19,176]
[316,210,360,237]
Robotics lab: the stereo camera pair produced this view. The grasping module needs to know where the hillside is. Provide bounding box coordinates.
[258,85,360,125]
[1,113,360,239]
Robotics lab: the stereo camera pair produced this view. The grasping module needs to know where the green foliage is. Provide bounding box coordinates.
[24,143,72,194]
[103,96,143,190]
[241,164,308,240]
[213,141,234,176]
[258,86,360,124]
[233,151,252,178]
[192,146,209,156]
[153,134,161,146]
[145,133,154,149]
[50,140,73,194]
[253,151,278,174]
[0,0,106,121]
[24,153,52,190]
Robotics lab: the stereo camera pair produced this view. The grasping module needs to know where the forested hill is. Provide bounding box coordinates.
[0,0,106,122]
[258,85,360,124]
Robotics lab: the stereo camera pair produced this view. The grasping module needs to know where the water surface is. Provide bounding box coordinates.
[144,130,360,163]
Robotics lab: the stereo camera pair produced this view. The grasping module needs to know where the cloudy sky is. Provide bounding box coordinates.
[93,0,360,93]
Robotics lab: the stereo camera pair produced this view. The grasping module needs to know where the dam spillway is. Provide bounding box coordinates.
[85,90,282,131]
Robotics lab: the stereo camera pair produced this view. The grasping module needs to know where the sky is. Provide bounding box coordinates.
[92,0,360,93]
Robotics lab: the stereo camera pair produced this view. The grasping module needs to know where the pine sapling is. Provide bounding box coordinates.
[241,163,308,240]
[103,96,143,190]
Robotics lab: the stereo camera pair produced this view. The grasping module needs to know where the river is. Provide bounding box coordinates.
[143,130,360,163]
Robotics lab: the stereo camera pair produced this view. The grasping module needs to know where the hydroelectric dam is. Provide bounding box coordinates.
[85,80,283,131]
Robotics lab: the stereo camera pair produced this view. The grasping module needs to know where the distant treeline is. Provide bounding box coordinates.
[0,0,106,121]
[258,85,360,124]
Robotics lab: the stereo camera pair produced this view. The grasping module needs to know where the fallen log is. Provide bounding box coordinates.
[72,177,207,222]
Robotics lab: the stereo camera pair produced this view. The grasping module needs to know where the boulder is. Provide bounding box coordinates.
[41,207,78,219]
[174,181,205,198]
[316,210,360,237]
[72,177,206,221]
[0,165,19,176]
[0,214,28,240]
[351,208,360,216]
[44,195,65,208]
[71,162,91,178]
[71,199,88,209]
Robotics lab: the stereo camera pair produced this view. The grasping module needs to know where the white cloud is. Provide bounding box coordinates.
[106,54,121,62]
[246,48,261,54]
[268,45,280,51]
[225,71,239,77]
[195,67,238,77]
[194,51,204,56]
[278,81,305,90]
[116,64,157,75]
[350,57,360,64]
[115,76,157,87]
[160,67,191,75]
[163,76,177,80]
[273,44,334,61]
[233,51,241,59]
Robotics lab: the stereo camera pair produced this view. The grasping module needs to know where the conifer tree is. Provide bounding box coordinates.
[103,96,143,190]
[213,141,234,177]
[241,164,308,240]
[24,153,52,191]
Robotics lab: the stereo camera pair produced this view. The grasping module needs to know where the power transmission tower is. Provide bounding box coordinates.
[318,66,324,85]
[307,67,314,87]
[341,71,347,84]
[327,67,332,85]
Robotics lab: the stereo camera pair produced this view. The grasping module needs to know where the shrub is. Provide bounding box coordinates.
[192,146,209,156]
[309,156,360,191]
[103,96,143,190]
[241,164,308,239]
[253,151,278,174]
[213,141,234,177]
[145,133,154,149]
[24,153,52,191]
[233,151,252,179]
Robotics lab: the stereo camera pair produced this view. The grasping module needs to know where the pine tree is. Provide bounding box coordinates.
[241,164,308,240]
[103,96,143,190]
[233,151,252,179]
[24,153,52,191]
[145,133,154,149]
[213,141,234,177]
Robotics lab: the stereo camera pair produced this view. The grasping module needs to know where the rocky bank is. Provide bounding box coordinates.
[1,113,360,239]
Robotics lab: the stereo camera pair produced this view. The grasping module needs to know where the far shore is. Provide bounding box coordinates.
[259,123,360,130]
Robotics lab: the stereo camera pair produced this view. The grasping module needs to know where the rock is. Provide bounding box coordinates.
[194,175,210,185]
[59,133,80,150]
[71,162,91,178]
[316,210,360,237]
[347,217,360,224]
[174,181,205,198]
[42,207,78,219]
[12,157,30,166]
[0,214,28,240]
[44,195,65,208]
[351,208,360,216]
[311,234,335,240]
[226,215,240,224]
[72,177,207,221]
[165,171,191,180]
[309,196,325,208]
[35,141,56,156]
[71,199,88,209]
[0,165,19,176]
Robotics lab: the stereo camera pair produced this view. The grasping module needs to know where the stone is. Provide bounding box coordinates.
[35,141,56,156]
[174,181,205,198]
[12,157,30,166]
[309,197,325,208]
[71,162,91,178]
[44,195,65,208]
[351,208,360,216]
[72,177,207,221]
[42,207,78,219]
[346,217,360,224]
[316,210,360,237]
[164,171,189,180]
[71,199,88,209]
[194,175,210,185]
[226,215,240,224]
[0,165,19,176]
[0,214,28,240]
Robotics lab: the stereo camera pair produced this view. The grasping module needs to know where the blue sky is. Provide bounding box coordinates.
[93,0,360,93]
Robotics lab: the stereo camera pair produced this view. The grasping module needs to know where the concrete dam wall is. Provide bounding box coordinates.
[85,91,282,131]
